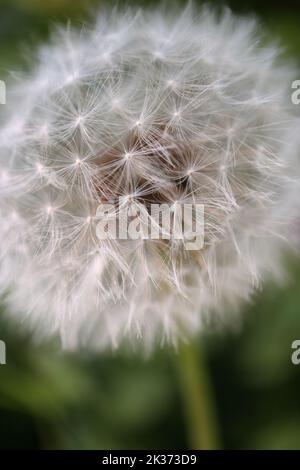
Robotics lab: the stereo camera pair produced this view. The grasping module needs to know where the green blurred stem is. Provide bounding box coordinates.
[177,341,220,450]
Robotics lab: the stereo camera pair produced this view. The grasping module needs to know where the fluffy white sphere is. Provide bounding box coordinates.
[0,6,299,351]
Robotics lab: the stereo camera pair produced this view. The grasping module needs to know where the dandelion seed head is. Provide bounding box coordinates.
[0,5,299,351]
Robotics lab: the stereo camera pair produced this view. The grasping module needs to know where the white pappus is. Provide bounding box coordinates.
[0,5,299,351]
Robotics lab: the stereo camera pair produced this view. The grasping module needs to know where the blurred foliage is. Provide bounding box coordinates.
[0,0,300,450]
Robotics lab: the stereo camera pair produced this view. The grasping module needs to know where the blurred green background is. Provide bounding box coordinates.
[1,0,300,450]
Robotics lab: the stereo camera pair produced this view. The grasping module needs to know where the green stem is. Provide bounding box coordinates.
[176,340,221,450]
